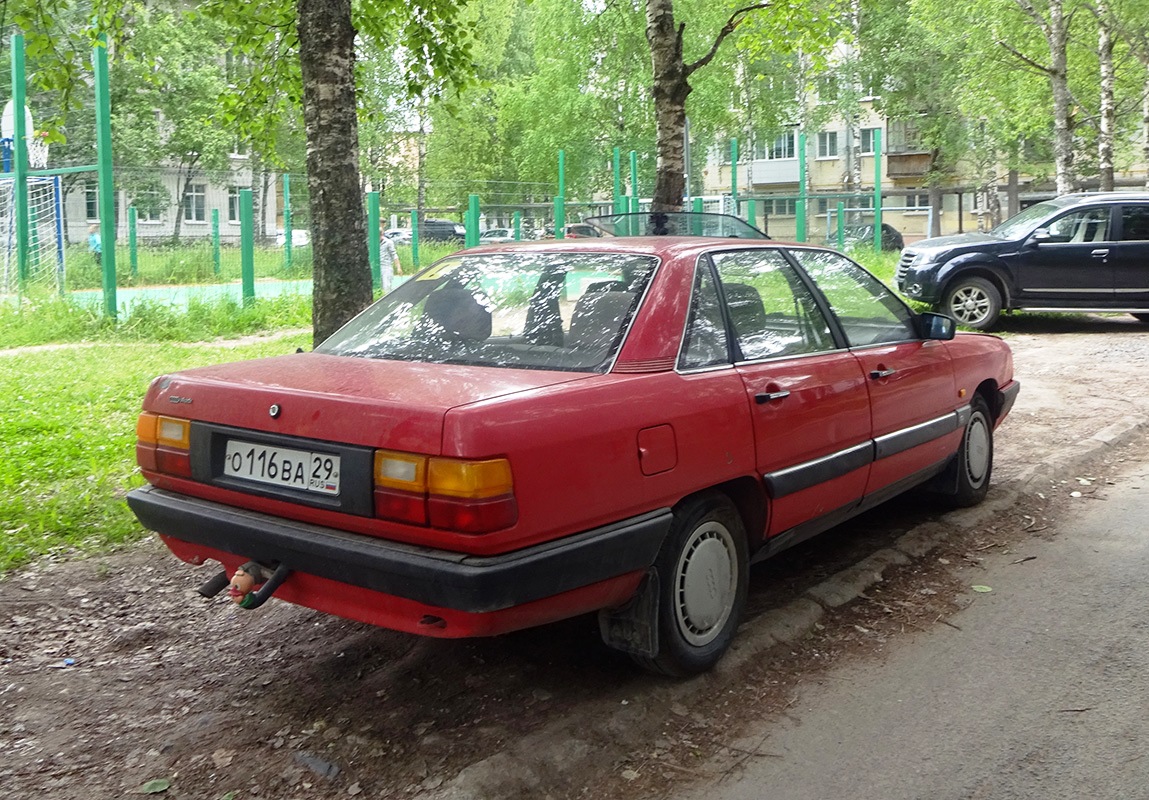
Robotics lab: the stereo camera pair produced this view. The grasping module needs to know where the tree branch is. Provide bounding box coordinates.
[1012,0,1051,38]
[996,39,1053,75]
[686,2,771,77]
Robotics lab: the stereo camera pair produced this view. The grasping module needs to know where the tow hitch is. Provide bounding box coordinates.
[197,561,291,610]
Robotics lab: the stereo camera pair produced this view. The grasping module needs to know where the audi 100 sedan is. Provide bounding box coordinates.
[128,213,1018,676]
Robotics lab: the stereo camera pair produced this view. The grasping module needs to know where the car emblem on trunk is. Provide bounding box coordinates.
[269,404,281,419]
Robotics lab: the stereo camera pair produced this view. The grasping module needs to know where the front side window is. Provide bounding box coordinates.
[711,249,834,360]
[1044,208,1111,243]
[791,249,916,347]
[860,127,880,155]
[317,252,657,373]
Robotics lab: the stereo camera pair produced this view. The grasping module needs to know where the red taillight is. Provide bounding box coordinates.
[373,450,516,533]
[137,413,191,478]
[428,495,518,533]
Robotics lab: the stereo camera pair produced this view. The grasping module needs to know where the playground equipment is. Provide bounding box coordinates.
[0,105,64,294]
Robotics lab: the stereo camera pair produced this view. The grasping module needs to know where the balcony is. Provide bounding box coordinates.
[749,159,800,186]
[886,152,931,178]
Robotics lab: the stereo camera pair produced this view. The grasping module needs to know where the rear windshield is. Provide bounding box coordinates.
[316,252,658,372]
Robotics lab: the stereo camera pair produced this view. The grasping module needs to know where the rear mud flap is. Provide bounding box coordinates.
[598,568,659,658]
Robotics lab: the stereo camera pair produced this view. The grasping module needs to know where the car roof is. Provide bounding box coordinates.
[1046,192,1149,209]
[461,235,822,259]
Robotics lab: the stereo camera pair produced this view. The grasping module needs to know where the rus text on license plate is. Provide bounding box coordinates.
[223,440,340,495]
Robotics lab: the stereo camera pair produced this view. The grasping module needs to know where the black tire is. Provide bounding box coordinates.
[632,493,748,677]
[941,277,1002,330]
[939,395,994,508]
[1131,314,1149,324]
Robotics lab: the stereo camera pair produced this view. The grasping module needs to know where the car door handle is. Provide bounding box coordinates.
[1091,249,1109,258]
[869,368,896,379]
[755,390,791,404]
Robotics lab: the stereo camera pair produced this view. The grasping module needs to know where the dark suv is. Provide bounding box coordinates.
[896,193,1149,329]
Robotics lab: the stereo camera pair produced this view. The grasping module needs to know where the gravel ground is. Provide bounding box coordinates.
[2,312,1148,800]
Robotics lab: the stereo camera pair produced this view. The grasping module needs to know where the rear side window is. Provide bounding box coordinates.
[710,249,835,360]
[1121,206,1149,241]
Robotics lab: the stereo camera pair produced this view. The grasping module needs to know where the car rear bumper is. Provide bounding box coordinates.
[127,486,670,619]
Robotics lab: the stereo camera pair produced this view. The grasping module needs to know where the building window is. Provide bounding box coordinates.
[817,131,838,159]
[184,183,206,222]
[860,128,881,155]
[905,193,931,210]
[768,133,795,160]
[134,191,163,222]
[228,187,241,223]
[85,183,98,221]
[764,198,798,217]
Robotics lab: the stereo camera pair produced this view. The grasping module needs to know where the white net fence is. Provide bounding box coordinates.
[0,177,63,294]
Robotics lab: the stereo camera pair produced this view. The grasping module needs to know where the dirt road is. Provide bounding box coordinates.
[2,313,1148,799]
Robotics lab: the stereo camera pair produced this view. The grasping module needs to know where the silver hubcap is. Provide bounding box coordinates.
[673,521,738,647]
[965,413,991,486]
[949,287,990,325]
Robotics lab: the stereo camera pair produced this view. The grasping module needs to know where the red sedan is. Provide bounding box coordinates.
[128,214,1018,675]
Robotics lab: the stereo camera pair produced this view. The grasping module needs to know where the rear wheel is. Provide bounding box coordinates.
[942,277,1002,330]
[632,493,748,677]
[939,395,994,508]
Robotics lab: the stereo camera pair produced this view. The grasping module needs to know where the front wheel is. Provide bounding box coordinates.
[632,493,748,677]
[941,277,1002,330]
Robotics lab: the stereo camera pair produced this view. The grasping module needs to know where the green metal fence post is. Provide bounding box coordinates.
[692,197,703,236]
[367,191,381,290]
[211,208,221,274]
[513,210,522,241]
[746,199,757,230]
[555,198,565,239]
[11,35,29,286]
[93,35,117,319]
[466,194,480,247]
[612,147,622,213]
[836,201,846,251]
[797,131,808,242]
[410,209,420,269]
[128,206,138,278]
[558,150,566,199]
[283,173,293,270]
[730,139,739,217]
[240,188,254,305]
[873,129,883,252]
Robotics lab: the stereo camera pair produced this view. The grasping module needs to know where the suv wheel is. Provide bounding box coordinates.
[942,277,1001,330]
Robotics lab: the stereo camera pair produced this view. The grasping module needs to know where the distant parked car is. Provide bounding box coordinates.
[383,228,412,244]
[275,229,311,248]
[897,192,1149,329]
[418,219,466,242]
[480,228,517,244]
[564,223,603,238]
[827,223,904,251]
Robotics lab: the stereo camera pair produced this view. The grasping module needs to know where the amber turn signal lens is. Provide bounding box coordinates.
[428,458,513,499]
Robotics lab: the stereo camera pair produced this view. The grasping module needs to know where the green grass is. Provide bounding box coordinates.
[1,292,312,348]
[0,334,310,573]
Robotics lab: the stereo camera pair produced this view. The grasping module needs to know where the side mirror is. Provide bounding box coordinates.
[918,311,955,340]
[1028,228,1052,247]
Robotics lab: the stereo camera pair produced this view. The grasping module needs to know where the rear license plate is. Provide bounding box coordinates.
[223,440,341,495]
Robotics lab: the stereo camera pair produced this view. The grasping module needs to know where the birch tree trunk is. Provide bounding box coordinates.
[646,0,690,211]
[1095,0,1115,191]
[1144,71,1149,189]
[298,0,372,346]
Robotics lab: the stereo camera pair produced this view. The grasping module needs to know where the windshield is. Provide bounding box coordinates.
[989,200,1065,239]
[316,252,658,372]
